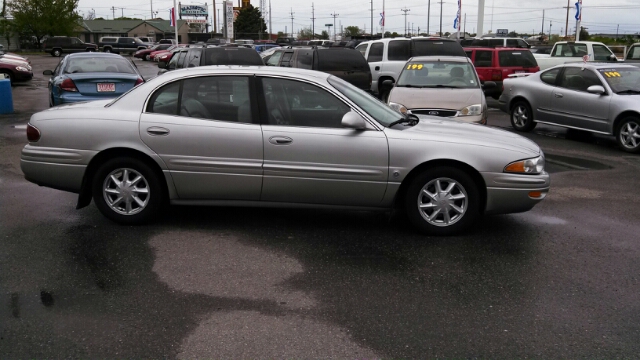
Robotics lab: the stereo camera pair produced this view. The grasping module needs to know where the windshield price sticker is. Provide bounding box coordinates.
[406,64,424,70]
[602,71,622,78]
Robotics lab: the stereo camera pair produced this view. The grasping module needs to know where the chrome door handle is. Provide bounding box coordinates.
[147,127,170,136]
[554,93,564,98]
[269,136,293,145]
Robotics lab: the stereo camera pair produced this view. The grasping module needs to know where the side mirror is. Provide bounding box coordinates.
[607,54,618,62]
[341,111,367,130]
[168,63,176,70]
[381,79,394,91]
[587,85,606,95]
[482,81,497,89]
[43,70,53,75]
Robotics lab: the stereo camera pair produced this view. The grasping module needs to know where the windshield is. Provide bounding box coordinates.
[328,76,402,127]
[396,61,480,88]
[598,67,640,94]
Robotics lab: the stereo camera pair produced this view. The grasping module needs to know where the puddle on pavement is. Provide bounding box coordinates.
[545,153,612,173]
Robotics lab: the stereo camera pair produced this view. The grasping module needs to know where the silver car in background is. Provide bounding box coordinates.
[387,56,494,124]
[499,63,640,153]
[21,66,549,235]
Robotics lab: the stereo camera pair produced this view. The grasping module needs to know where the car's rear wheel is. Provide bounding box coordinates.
[404,167,480,236]
[510,100,537,132]
[51,49,61,57]
[616,117,640,153]
[92,157,164,224]
[104,48,112,53]
[145,54,151,61]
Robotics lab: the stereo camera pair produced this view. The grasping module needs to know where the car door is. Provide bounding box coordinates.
[258,76,389,206]
[139,75,264,200]
[549,67,611,132]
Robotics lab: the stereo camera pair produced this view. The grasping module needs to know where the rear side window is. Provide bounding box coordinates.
[465,50,472,58]
[267,50,283,66]
[317,50,368,72]
[186,49,202,67]
[474,51,493,67]
[280,52,293,67]
[540,68,560,85]
[387,40,411,61]
[489,39,504,47]
[367,43,384,62]
[296,50,313,69]
[498,51,537,67]
[412,40,466,57]
[203,48,264,65]
[147,81,181,115]
[592,45,612,61]
[355,43,368,56]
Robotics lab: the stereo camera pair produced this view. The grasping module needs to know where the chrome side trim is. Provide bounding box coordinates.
[170,199,391,211]
[533,120,611,135]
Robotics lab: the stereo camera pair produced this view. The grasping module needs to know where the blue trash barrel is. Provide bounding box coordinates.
[0,76,13,114]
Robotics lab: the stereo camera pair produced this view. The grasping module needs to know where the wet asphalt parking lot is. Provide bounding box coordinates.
[0,54,639,358]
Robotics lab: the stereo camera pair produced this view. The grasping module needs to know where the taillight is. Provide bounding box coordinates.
[491,70,502,81]
[59,78,78,92]
[135,77,144,86]
[27,123,40,142]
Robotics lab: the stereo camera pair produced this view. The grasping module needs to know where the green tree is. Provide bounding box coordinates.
[0,0,16,49]
[508,31,519,37]
[343,26,361,37]
[297,26,313,40]
[579,27,590,40]
[233,4,266,40]
[8,0,81,46]
[320,30,329,39]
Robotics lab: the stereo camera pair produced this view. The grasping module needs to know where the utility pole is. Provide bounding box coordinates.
[401,8,410,37]
[311,3,316,39]
[330,12,339,40]
[121,7,124,19]
[438,1,444,37]
[111,6,116,19]
[549,20,552,38]
[564,0,570,38]
[150,0,153,19]
[541,9,545,39]
[290,8,294,38]
[269,0,272,40]
[463,13,466,37]
[616,24,619,40]
[370,0,373,36]
[427,0,431,35]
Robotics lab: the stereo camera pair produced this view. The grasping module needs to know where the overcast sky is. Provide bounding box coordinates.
[76,0,640,37]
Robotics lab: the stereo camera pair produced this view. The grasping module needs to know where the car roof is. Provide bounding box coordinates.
[564,62,638,70]
[159,66,330,82]
[464,47,531,51]
[409,55,472,62]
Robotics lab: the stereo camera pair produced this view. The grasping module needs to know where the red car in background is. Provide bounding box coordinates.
[150,44,187,61]
[157,47,188,68]
[134,44,174,61]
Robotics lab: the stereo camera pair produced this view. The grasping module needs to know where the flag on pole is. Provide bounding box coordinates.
[453,0,461,29]
[379,12,385,26]
[575,0,582,21]
[170,7,176,27]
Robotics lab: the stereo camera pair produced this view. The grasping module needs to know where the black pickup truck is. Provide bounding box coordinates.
[99,37,150,54]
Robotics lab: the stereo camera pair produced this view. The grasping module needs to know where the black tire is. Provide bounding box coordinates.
[405,167,480,236]
[87,48,95,52]
[144,54,150,61]
[379,88,390,103]
[616,117,640,153]
[103,47,112,53]
[92,157,165,224]
[51,49,62,57]
[510,100,537,132]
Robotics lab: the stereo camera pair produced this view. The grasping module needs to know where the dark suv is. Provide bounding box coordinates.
[160,46,264,74]
[99,37,150,54]
[266,47,371,91]
[43,37,98,57]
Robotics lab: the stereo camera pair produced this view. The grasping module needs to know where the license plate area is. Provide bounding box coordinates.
[97,83,115,92]
[514,70,525,74]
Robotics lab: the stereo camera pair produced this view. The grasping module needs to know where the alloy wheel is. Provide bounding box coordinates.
[619,121,640,150]
[417,177,468,227]
[512,105,529,128]
[102,168,150,215]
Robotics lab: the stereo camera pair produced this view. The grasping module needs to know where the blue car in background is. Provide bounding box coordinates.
[43,52,144,107]
[253,44,280,53]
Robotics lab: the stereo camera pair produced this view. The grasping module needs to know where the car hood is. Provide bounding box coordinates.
[389,86,483,110]
[399,116,541,155]
[0,57,30,67]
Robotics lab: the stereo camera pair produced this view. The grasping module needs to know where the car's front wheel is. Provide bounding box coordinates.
[92,157,165,224]
[510,101,537,132]
[145,54,151,61]
[404,167,480,236]
[103,48,112,53]
[51,49,61,57]
[616,116,640,153]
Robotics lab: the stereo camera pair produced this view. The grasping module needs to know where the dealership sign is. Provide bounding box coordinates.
[180,5,208,16]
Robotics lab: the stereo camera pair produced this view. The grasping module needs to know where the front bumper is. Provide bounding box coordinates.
[482,171,550,215]
[14,71,33,82]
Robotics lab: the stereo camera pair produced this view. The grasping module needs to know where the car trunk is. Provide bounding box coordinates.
[70,74,139,97]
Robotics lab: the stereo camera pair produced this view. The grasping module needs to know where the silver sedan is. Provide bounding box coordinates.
[21,66,549,235]
[499,63,640,153]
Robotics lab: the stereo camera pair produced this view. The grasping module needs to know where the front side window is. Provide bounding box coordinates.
[328,76,402,127]
[186,49,201,67]
[355,43,368,56]
[628,46,640,60]
[367,43,384,62]
[261,77,350,128]
[559,67,603,92]
[266,50,283,66]
[592,45,613,61]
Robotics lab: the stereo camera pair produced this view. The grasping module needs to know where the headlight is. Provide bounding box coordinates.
[504,155,545,174]
[458,104,482,116]
[15,66,29,72]
[388,102,409,115]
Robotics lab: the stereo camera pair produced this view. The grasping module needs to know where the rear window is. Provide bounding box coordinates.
[64,57,136,74]
[203,48,264,65]
[498,50,537,67]
[317,49,368,72]
[411,39,466,57]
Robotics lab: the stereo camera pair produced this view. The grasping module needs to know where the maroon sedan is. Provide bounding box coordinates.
[134,44,174,61]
